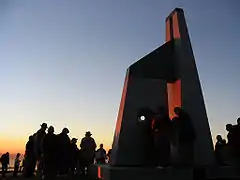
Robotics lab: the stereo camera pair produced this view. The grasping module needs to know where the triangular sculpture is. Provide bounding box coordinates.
[110,8,215,167]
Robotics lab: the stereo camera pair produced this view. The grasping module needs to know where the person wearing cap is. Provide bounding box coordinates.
[70,138,79,176]
[34,123,48,158]
[42,126,58,180]
[57,127,71,175]
[80,131,96,176]
[34,123,48,177]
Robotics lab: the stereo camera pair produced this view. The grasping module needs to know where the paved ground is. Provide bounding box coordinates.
[1,173,96,180]
[0,165,98,180]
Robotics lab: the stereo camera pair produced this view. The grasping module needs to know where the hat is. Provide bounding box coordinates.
[41,123,48,128]
[85,131,92,136]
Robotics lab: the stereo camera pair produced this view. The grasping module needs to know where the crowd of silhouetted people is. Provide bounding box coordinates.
[140,106,240,168]
[214,118,240,167]
[22,123,112,179]
[0,152,22,178]
[1,123,111,179]
[139,106,196,167]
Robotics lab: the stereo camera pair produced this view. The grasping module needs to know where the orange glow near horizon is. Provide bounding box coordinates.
[0,134,112,155]
[0,137,112,155]
[0,138,26,155]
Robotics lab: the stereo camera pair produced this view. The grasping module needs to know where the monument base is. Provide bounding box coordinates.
[206,166,240,179]
[91,164,240,180]
[95,165,193,180]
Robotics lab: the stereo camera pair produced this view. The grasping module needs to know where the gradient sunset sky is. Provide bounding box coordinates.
[0,0,239,154]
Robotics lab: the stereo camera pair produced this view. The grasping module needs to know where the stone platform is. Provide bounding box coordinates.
[92,165,240,180]
[206,166,240,179]
[94,165,192,180]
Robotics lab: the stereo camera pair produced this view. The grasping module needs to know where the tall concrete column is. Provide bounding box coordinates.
[166,8,215,166]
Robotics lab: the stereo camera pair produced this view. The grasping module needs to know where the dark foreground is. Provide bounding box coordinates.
[2,165,240,180]
[1,173,95,180]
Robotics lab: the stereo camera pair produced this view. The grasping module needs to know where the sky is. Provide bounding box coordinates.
[0,0,239,154]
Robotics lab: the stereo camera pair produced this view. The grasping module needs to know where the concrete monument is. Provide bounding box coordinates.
[111,7,214,167]
[95,7,219,180]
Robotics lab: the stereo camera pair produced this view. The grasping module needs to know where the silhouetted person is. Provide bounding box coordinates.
[70,138,79,177]
[80,131,96,176]
[226,123,239,166]
[226,124,236,147]
[34,122,47,177]
[107,149,112,163]
[215,135,228,165]
[78,148,85,177]
[57,127,71,175]
[42,126,58,180]
[1,152,9,177]
[23,135,36,177]
[21,157,26,173]
[151,107,172,167]
[13,153,21,177]
[233,118,240,167]
[95,144,107,164]
[172,107,196,166]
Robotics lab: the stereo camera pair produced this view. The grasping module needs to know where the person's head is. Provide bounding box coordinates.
[226,124,233,131]
[237,117,240,125]
[85,131,92,137]
[71,138,78,143]
[100,143,103,148]
[216,135,222,141]
[48,126,54,134]
[41,123,48,131]
[17,153,21,158]
[62,128,69,134]
[6,152,9,156]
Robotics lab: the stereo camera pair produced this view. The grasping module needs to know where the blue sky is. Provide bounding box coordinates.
[0,0,239,152]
